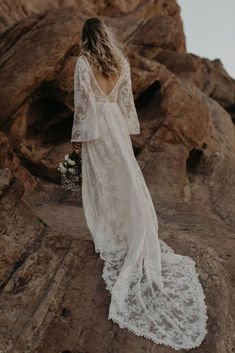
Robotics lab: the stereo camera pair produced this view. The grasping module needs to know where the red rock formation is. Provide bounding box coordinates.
[0,131,38,190]
[0,0,95,31]
[155,50,235,114]
[0,1,235,352]
[0,1,186,186]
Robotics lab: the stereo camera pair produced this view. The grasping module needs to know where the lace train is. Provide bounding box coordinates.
[94,239,208,351]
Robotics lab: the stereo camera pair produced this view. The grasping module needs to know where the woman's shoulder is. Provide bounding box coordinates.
[122,56,130,69]
[76,54,87,65]
[75,54,88,74]
[120,55,128,65]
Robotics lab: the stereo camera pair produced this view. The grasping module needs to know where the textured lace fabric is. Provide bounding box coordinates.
[70,56,99,141]
[117,59,140,134]
[70,55,140,142]
[70,55,208,350]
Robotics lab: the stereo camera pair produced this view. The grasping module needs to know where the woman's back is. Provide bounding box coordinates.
[81,54,126,103]
[70,54,140,142]
[87,57,124,97]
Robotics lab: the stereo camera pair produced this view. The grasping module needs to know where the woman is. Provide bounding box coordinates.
[70,17,208,350]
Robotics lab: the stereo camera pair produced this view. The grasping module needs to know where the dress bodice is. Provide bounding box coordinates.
[70,54,140,142]
[82,55,125,104]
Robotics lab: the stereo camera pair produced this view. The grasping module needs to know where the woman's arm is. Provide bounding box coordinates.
[70,56,99,143]
[117,59,140,135]
[71,141,82,153]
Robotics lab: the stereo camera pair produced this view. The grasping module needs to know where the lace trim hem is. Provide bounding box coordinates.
[94,241,208,351]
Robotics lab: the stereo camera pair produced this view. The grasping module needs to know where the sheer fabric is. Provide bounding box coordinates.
[70,55,208,350]
[71,56,98,141]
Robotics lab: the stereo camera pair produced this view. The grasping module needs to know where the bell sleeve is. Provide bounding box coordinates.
[117,59,140,135]
[70,56,99,142]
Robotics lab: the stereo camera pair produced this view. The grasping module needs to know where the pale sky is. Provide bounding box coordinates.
[178,0,235,79]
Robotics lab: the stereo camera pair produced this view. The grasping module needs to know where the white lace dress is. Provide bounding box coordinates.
[70,55,208,350]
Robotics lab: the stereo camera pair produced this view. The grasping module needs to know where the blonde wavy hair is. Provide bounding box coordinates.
[79,17,126,78]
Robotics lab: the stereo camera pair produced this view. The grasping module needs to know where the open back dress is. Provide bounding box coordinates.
[70,54,208,350]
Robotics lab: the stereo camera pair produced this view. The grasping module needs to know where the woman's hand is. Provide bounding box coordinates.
[72,142,81,154]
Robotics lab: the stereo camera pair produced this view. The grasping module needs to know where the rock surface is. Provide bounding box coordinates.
[155,50,235,116]
[0,2,186,186]
[0,0,235,352]
[0,174,234,353]
[0,0,95,31]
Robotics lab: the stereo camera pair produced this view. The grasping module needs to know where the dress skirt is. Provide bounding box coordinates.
[80,101,208,350]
